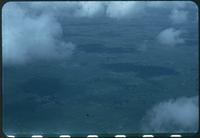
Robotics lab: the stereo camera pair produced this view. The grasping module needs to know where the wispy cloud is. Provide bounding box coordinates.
[157,28,185,46]
[146,1,192,8]
[169,9,188,24]
[106,1,142,19]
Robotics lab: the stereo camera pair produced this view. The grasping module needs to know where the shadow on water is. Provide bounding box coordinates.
[77,43,137,54]
[102,63,179,78]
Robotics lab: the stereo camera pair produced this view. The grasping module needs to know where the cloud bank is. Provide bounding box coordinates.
[28,1,142,19]
[3,3,75,65]
[157,28,185,46]
[141,96,198,132]
[13,1,194,19]
[2,1,196,65]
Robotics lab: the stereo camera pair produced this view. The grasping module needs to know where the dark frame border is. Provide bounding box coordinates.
[0,0,199,137]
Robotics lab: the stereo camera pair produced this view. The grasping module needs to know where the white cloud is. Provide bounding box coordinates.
[106,1,141,19]
[170,9,188,24]
[141,96,198,132]
[74,2,105,17]
[2,2,75,65]
[157,28,185,46]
